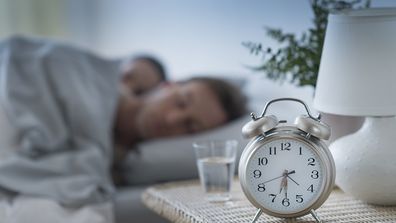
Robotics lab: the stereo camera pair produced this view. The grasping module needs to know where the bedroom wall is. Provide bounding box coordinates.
[92,0,312,79]
[88,0,396,78]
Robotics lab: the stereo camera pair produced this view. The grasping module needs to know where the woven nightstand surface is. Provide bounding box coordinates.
[142,179,396,223]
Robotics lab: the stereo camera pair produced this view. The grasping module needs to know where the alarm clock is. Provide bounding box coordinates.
[238,98,335,223]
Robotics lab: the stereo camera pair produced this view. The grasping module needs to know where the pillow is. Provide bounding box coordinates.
[121,116,250,186]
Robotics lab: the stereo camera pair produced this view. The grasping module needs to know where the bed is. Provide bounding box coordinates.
[0,36,315,223]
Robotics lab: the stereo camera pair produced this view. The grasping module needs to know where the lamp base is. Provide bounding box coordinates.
[330,116,396,205]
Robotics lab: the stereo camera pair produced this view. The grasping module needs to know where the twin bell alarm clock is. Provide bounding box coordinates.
[238,98,335,223]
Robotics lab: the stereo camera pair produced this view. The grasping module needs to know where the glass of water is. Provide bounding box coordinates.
[193,140,238,202]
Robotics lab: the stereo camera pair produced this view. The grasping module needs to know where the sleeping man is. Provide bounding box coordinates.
[0,36,247,222]
[120,54,167,96]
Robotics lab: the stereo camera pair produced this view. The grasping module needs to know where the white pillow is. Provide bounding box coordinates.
[121,116,250,185]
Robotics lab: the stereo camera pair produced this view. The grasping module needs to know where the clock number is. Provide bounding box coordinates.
[257,183,266,192]
[253,170,262,178]
[299,147,302,155]
[269,194,277,202]
[258,157,268,166]
[280,142,291,151]
[269,147,277,155]
[308,158,316,166]
[282,198,290,207]
[296,195,303,203]
[311,170,319,179]
[307,184,314,193]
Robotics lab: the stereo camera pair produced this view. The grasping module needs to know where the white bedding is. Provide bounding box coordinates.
[0,36,119,206]
[0,98,114,223]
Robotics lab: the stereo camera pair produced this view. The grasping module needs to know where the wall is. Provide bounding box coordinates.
[90,0,396,78]
[93,0,312,79]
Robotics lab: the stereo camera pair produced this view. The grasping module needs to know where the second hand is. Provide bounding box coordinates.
[262,170,296,185]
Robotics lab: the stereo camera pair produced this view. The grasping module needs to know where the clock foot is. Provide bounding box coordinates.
[250,208,263,223]
[310,209,322,223]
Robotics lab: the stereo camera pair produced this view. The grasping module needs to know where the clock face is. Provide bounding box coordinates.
[244,137,325,215]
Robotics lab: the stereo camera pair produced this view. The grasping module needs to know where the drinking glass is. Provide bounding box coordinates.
[193,140,238,202]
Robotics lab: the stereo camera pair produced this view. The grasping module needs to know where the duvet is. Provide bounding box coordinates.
[0,36,120,222]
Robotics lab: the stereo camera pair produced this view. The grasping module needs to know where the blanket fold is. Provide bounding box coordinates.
[0,36,120,207]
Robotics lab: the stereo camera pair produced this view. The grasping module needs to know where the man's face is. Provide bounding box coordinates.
[135,81,227,139]
[121,59,162,95]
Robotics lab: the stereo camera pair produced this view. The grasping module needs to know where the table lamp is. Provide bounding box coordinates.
[313,8,396,205]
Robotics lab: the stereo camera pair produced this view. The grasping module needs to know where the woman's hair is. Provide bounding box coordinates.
[184,76,248,122]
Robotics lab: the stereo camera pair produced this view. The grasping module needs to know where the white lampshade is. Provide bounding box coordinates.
[313,8,396,205]
[314,8,396,116]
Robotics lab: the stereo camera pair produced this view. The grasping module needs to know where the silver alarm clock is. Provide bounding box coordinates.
[238,98,335,223]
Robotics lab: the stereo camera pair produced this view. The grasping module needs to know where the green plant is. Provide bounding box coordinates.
[243,0,370,88]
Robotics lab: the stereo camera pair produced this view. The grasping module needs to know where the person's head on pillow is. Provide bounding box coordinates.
[120,55,167,96]
[114,76,247,147]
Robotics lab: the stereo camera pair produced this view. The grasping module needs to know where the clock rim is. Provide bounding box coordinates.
[238,126,336,218]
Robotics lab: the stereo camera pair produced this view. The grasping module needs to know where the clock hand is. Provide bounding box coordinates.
[262,175,284,185]
[287,170,296,175]
[262,170,296,185]
[284,178,288,199]
[279,170,288,194]
[282,170,290,198]
[283,169,300,185]
[279,177,285,194]
[287,175,300,186]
